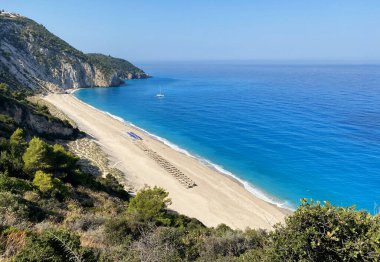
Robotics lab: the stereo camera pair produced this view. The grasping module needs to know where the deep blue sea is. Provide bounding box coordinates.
[75,62,380,212]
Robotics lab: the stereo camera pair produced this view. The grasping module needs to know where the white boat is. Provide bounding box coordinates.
[156,87,165,98]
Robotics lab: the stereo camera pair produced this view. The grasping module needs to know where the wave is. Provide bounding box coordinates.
[73,95,294,210]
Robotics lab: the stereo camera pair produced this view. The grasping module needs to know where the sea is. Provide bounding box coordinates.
[74,61,380,212]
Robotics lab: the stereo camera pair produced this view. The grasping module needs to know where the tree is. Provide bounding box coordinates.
[22,137,51,174]
[9,128,27,157]
[51,144,78,173]
[128,186,172,224]
[32,170,66,198]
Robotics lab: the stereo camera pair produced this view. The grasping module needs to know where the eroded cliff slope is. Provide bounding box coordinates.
[0,12,149,93]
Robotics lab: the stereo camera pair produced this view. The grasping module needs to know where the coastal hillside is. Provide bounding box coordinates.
[0,12,149,93]
[1,81,379,260]
[0,88,78,139]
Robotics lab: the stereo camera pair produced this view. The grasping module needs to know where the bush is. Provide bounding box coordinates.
[0,150,24,176]
[33,170,67,199]
[0,192,31,226]
[104,217,134,245]
[66,213,105,232]
[51,144,78,174]
[266,199,380,261]
[0,226,27,258]
[22,137,52,174]
[0,83,8,93]
[9,128,27,156]
[97,173,129,200]
[0,172,33,194]
[131,227,183,262]
[128,186,172,225]
[195,225,263,261]
[15,229,92,261]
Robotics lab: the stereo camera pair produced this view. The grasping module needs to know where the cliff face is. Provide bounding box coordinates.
[0,13,149,93]
[0,94,78,139]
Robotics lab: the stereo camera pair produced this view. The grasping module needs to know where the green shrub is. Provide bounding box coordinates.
[66,213,105,232]
[128,186,172,225]
[33,170,67,199]
[0,83,8,93]
[15,229,92,262]
[266,199,380,261]
[194,225,264,261]
[22,137,52,174]
[51,144,78,173]
[0,150,24,176]
[0,113,16,138]
[0,192,31,226]
[97,173,130,200]
[0,172,33,194]
[9,128,27,156]
[104,217,134,245]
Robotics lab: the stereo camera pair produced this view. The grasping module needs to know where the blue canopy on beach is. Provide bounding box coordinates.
[128,131,142,140]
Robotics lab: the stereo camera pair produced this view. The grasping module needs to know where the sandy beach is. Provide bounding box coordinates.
[44,93,290,230]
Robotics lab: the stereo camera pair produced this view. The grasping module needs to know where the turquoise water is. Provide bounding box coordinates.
[75,62,380,211]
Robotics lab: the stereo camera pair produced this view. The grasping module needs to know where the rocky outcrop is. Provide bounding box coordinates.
[0,13,149,93]
[0,94,78,139]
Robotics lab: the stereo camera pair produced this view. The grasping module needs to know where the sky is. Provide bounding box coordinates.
[1,0,380,63]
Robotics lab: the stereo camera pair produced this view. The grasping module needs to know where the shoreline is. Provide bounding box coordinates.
[69,89,293,210]
[44,92,291,230]
[104,105,293,211]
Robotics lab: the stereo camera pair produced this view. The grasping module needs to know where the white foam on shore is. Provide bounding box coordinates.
[72,94,294,210]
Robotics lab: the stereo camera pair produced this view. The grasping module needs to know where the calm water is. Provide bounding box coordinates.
[75,62,380,212]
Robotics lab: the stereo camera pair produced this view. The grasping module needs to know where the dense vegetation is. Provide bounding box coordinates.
[87,54,148,79]
[0,83,379,261]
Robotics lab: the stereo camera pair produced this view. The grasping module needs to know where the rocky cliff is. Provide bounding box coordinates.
[0,12,149,93]
[0,93,78,139]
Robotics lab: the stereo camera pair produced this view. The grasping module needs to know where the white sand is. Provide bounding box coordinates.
[44,93,290,230]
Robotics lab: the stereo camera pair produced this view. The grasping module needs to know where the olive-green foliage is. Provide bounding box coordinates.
[104,187,177,245]
[104,217,134,245]
[0,191,44,225]
[0,113,16,137]
[130,227,184,262]
[87,53,146,79]
[0,150,24,175]
[51,144,78,173]
[128,186,172,224]
[0,82,8,93]
[35,104,50,114]
[0,172,33,194]
[1,129,25,176]
[97,173,130,200]
[0,82,27,99]
[266,199,380,261]
[0,226,27,258]
[22,137,79,177]
[22,137,52,174]
[9,128,27,156]
[181,224,267,262]
[15,229,95,262]
[33,170,67,198]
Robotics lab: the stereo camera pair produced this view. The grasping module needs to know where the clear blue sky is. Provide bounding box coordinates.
[2,0,380,63]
